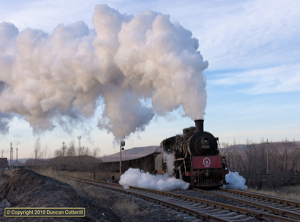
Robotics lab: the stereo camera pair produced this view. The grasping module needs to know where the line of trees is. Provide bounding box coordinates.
[220,139,300,189]
[53,140,100,158]
[24,138,101,170]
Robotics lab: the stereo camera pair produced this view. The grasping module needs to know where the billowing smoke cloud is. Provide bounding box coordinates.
[223,171,248,190]
[0,111,12,133]
[0,5,208,139]
[119,168,189,191]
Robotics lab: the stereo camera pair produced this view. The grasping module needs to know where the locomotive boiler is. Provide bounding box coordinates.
[155,119,229,188]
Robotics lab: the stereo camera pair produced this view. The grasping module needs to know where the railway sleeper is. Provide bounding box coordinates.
[203,209,219,213]
[219,212,238,217]
[226,214,247,220]
[245,211,262,218]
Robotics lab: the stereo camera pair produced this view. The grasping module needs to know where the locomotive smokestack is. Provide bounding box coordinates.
[195,119,204,133]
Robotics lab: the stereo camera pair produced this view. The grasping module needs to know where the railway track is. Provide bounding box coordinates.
[194,187,300,221]
[65,176,299,221]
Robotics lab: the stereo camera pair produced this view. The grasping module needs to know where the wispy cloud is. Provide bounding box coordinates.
[196,0,300,70]
[209,64,300,94]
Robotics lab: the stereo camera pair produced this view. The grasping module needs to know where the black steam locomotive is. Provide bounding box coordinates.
[155,119,229,188]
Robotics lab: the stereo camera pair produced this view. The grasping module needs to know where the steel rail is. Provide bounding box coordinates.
[135,186,298,222]
[194,188,300,220]
[66,177,230,222]
[66,176,298,222]
[219,187,300,207]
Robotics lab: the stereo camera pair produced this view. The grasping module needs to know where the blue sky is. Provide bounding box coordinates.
[0,0,299,159]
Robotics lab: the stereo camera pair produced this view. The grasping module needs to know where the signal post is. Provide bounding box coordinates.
[120,140,125,175]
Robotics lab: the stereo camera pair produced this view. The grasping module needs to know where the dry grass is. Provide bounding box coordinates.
[34,168,110,201]
[113,199,140,215]
[80,186,110,200]
[0,171,7,187]
[248,185,300,201]
[34,168,92,180]
[0,169,17,187]
[34,168,143,215]
[34,166,118,182]
[96,171,119,181]
[34,168,63,179]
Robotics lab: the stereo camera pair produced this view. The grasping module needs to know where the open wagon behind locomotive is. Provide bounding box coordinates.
[155,119,229,188]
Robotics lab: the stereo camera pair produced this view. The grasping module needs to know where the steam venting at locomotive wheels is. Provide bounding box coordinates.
[119,168,189,191]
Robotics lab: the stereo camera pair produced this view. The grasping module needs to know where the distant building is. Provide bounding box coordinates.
[0,158,9,169]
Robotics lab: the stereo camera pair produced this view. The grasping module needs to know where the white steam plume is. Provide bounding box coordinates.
[223,171,248,190]
[163,151,175,175]
[119,168,189,191]
[0,5,208,139]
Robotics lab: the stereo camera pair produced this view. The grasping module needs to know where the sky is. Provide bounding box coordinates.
[0,0,299,159]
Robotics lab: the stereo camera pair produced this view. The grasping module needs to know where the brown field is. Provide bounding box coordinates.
[34,167,121,181]
[247,186,300,201]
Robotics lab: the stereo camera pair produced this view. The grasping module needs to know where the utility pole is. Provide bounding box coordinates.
[10,143,13,169]
[77,136,81,156]
[1,150,3,158]
[35,144,37,166]
[62,141,65,156]
[267,139,269,174]
[16,148,18,169]
[9,143,11,167]
[120,142,122,175]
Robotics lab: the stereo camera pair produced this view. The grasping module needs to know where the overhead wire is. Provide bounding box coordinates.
[0,131,10,144]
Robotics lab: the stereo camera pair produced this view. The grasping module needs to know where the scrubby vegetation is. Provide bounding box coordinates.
[221,139,300,189]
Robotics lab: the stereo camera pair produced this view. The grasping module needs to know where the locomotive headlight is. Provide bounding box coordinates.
[202,138,209,145]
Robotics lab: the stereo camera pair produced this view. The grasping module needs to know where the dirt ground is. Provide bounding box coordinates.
[0,169,121,222]
[0,169,185,222]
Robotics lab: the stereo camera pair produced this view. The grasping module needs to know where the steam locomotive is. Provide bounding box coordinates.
[155,119,229,188]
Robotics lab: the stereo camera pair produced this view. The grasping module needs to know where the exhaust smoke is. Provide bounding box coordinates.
[0,5,208,138]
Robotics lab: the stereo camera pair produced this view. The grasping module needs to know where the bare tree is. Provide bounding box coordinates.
[290,141,300,173]
[67,140,76,156]
[93,147,100,158]
[78,146,90,156]
[42,144,48,160]
[54,149,63,157]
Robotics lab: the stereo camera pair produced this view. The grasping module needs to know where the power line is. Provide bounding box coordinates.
[0,131,10,144]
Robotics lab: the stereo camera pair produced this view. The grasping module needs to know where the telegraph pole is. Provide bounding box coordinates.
[9,143,11,167]
[16,148,18,169]
[267,139,269,174]
[78,136,81,148]
[1,150,3,158]
[78,136,81,153]
[10,143,13,169]
[120,142,122,175]
[62,141,66,156]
